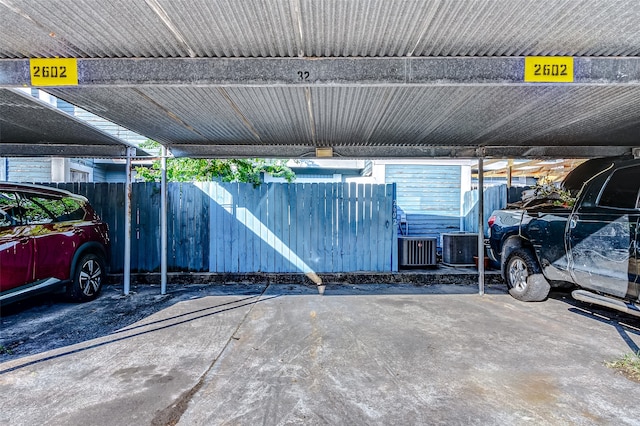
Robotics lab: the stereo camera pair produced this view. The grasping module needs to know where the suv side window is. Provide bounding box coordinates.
[598,165,640,209]
[21,196,57,224]
[58,197,85,221]
[0,191,21,227]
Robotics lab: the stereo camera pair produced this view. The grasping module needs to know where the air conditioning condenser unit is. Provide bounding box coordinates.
[398,237,437,267]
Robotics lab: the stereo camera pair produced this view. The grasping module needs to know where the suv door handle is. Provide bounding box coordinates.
[569,215,578,229]
[19,237,29,244]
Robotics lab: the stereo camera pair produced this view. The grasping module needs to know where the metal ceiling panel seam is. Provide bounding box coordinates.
[217,87,314,144]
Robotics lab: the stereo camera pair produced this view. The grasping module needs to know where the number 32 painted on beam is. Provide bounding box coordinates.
[524,57,574,83]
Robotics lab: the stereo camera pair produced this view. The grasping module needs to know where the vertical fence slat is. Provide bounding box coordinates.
[293,184,304,274]
[373,184,385,272]
[370,184,380,271]
[200,183,210,272]
[247,183,260,274]
[303,183,314,272]
[317,183,329,272]
[263,183,274,273]
[114,182,125,272]
[382,184,398,271]
[131,184,141,272]
[237,183,248,273]
[346,183,356,271]
[308,183,319,272]
[257,184,268,272]
[215,183,227,273]
[273,184,284,273]
[328,183,336,272]
[206,183,215,272]
[362,184,372,272]
[337,184,346,272]
[229,183,240,273]
[286,184,297,273]
[355,184,364,272]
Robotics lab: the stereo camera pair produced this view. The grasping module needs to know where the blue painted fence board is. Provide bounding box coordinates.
[462,185,508,237]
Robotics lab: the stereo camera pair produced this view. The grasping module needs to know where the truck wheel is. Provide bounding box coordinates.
[505,248,550,302]
[69,253,105,302]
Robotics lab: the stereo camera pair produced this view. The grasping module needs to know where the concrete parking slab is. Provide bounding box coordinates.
[1,283,639,425]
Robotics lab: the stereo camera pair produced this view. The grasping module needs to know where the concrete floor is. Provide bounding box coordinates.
[1,283,640,425]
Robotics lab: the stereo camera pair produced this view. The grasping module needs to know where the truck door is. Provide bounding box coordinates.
[632,214,640,300]
[568,164,640,299]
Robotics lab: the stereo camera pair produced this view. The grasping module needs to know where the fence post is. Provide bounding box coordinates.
[478,158,485,296]
[160,146,167,295]
[391,183,398,272]
[123,147,134,295]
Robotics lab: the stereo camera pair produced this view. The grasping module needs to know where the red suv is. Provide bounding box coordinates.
[0,183,110,305]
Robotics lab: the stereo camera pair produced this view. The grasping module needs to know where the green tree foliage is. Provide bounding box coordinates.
[135,141,295,184]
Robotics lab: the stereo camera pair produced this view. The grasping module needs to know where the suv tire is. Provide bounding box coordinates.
[69,253,105,301]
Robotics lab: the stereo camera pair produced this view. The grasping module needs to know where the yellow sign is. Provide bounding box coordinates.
[30,58,78,86]
[524,57,574,83]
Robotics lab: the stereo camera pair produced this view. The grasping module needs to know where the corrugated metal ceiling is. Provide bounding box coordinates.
[2,0,640,58]
[1,0,639,158]
[0,88,133,157]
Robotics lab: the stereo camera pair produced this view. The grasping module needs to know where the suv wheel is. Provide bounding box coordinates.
[69,253,105,301]
[505,248,550,302]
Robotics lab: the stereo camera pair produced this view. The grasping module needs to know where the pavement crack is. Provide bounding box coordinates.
[150,283,271,426]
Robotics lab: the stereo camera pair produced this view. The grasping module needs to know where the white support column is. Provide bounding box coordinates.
[123,147,134,295]
[160,146,168,295]
[478,158,485,296]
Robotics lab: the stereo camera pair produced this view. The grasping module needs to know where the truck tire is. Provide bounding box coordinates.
[68,253,105,302]
[505,248,550,302]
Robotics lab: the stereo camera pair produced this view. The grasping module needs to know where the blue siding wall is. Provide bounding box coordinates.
[386,165,462,240]
[4,158,51,183]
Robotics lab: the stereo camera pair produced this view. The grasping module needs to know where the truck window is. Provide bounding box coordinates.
[598,165,640,209]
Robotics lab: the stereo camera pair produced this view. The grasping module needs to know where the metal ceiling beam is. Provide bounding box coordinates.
[171,145,482,158]
[169,144,633,159]
[2,57,640,87]
[0,143,129,157]
[478,145,633,159]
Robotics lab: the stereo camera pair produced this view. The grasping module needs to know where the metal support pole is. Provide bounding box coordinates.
[160,146,168,295]
[478,157,485,296]
[123,147,134,295]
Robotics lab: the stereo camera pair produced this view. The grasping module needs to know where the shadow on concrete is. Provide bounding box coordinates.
[548,290,640,353]
[4,281,639,374]
[0,284,278,374]
[0,281,504,368]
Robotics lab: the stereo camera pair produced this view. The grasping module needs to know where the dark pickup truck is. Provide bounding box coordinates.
[488,156,640,317]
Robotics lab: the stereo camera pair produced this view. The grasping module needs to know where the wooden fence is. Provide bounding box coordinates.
[52,182,397,274]
[462,185,509,236]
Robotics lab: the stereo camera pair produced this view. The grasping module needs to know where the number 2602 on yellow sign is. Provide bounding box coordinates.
[524,57,574,83]
[30,58,78,86]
